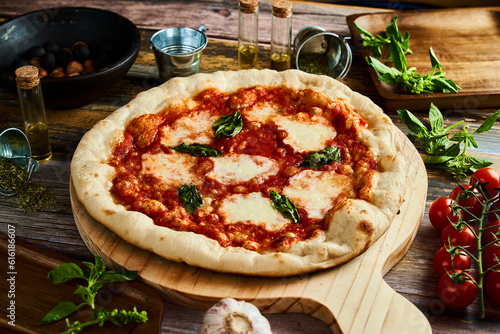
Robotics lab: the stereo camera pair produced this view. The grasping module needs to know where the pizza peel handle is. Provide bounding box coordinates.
[71,132,431,334]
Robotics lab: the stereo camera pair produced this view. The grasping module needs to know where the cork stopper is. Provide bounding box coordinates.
[272,0,292,18]
[239,0,258,14]
[15,65,40,90]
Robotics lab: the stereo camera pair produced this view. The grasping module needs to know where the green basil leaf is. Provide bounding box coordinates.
[299,146,341,169]
[99,270,138,283]
[47,263,85,284]
[213,111,244,138]
[389,35,407,71]
[442,143,461,157]
[367,56,401,78]
[171,143,223,157]
[429,47,442,70]
[39,301,83,325]
[422,155,454,165]
[428,103,444,132]
[474,109,500,134]
[178,184,203,214]
[270,191,300,224]
[396,109,428,135]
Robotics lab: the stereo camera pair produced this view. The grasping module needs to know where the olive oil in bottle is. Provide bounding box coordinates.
[238,0,259,70]
[270,0,292,71]
[15,65,52,162]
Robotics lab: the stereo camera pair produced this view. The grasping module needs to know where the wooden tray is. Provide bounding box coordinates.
[0,232,163,334]
[346,7,500,112]
[71,132,430,334]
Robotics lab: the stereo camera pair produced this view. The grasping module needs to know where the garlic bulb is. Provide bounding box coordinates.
[199,298,272,334]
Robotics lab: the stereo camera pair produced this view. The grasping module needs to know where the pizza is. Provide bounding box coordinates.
[70,69,407,277]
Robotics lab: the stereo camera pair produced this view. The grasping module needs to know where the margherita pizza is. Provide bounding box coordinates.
[70,69,407,276]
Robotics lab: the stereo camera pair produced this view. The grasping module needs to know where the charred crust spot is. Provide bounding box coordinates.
[103,209,116,216]
[359,220,374,235]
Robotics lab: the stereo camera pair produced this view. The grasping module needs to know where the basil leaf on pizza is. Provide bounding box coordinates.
[71,70,408,277]
[270,191,300,224]
[212,111,243,138]
[299,146,341,169]
[171,143,223,157]
[178,184,203,214]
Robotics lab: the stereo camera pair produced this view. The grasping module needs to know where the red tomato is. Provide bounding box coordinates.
[440,224,477,253]
[470,168,500,200]
[429,197,460,231]
[489,199,500,224]
[438,270,478,308]
[481,219,500,249]
[482,244,500,271]
[450,184,484,220]
[433,245,471,277]
[484,271,500,305]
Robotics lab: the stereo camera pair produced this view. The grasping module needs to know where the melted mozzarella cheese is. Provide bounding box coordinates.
[207,154,278,184]
[242,103,278,123]
[283,170,354,219]
[160,110,218,147]
[141,152,201,188]
[275,117,336,153]
[219,192,290,231]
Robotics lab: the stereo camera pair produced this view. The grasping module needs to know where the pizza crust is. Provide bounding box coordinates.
[71,69,407,277]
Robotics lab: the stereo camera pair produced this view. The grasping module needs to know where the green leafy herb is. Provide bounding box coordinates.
[398,105,500,179]
[41,255,138,325]
[178,184,203,214]
[367,46,460,94]
[0,158,55,212]
[61,307,148,334]
[171,143,223,157]
[270,191,300,224]
[353,16,411,60]
[299,146,341,169]
[213,111,244,138]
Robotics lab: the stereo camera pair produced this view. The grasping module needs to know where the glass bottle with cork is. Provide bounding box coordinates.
[238,0,259,70]
[15,65,52,162]
[270,0,292,71]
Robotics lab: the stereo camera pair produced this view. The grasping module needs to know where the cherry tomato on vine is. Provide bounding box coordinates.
[438,270,478,309]
[481,219,500,249]
[433,245,471,277]
[482,244,500,271]
[440,224,477,253]
[489,199,500,224]
[429,197,460,231]
[484,271,500,305]
[470,168,500,200]
[450,184,484,220]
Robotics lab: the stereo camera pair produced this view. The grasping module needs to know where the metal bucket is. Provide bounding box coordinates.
[0,128,39,196]
[150,25,208,81]
[294,26,352,79]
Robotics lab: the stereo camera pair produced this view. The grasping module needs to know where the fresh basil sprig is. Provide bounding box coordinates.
[40,255,143,331]
[213,111,244,138]
[398,104,500,179]
[270,191,300,224]
[178,184,203,214]
[299,146,341,169]
[353,16,411,60]
[171,143,223,157]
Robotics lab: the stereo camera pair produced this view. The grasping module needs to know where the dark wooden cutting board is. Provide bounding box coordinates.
[0,232,163,334]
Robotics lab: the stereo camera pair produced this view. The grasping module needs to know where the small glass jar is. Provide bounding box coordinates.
[15,65,52,162]
[238,0,259,70]
[270,0,292,71]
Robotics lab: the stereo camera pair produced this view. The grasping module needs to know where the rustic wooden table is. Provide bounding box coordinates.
[1,1,499,333]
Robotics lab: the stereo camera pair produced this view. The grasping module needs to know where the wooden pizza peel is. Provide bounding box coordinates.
[70,131,431,334]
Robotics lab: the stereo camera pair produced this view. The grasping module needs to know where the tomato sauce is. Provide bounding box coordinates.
[110,85,377,252]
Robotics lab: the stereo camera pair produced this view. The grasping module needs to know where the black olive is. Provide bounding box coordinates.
[43,41,59,54]
[11,58,30,72]
[27,45,46,58]
[54,48,73,67]
[41,53,57,72]
[73,43,91,63]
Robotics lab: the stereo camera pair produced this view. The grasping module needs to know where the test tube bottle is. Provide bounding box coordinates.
[15,65,52,162]
[238,0,259,70]
[270,0,292,71]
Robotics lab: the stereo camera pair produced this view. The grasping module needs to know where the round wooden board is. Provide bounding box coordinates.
[71,131,431,334]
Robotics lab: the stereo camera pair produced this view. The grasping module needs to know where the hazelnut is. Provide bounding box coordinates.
[66,61,84,75]
[50,67,65,78]
[28,57,42,68]
[38,68,48,78]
